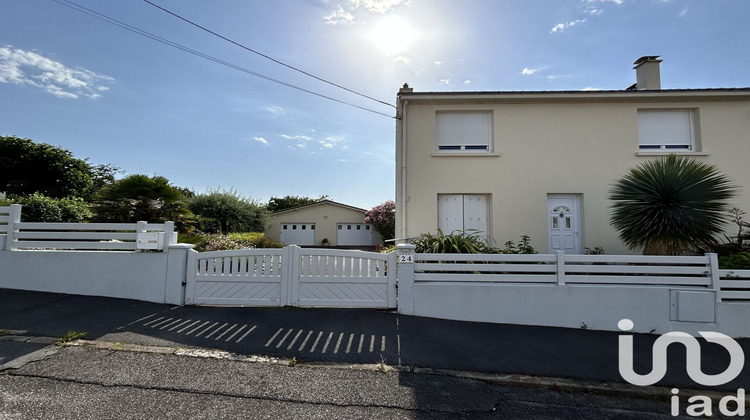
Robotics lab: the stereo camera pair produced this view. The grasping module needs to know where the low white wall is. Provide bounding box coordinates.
[0,244,191,305]
[409,282,750,336]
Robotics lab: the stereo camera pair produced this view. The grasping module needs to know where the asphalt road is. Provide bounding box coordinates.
[2,287,750,392]
[0,344,694,419]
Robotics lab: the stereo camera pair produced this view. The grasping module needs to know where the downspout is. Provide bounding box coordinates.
[396,97,408,241]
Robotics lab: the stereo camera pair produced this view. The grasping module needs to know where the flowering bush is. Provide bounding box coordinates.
[365,200,395,242]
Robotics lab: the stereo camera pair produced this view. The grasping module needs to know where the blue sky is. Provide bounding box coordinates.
[1,0,748,210]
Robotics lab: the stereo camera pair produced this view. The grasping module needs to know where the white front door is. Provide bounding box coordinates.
[547,195,582,254]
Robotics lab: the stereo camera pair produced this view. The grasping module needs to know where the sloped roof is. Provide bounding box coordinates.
[271,200,367,215]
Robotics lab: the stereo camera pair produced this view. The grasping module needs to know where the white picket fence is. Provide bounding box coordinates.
[1,204,176,251]
[186,245,397,308]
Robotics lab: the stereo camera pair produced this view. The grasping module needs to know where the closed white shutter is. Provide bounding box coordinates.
[438,194,488,235]
[463,195,488,233]
[436,112,491,151]
[438,195,464,234]
[638,110,693,150]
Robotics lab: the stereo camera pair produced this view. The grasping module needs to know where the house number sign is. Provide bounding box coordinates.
[398,254,414,264]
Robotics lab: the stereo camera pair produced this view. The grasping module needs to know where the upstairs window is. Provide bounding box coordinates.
[638,109,695,151]
[436,111,492,152]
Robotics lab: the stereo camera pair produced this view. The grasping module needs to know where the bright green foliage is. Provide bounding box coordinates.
[189,189,270,234]
[180,232,284,252]
[411,229,496,253]
[499,235,537,254]
[0,136,93,198]
[609,155,736,255]
[266,195,329,212]
[11,193,92,222]
[91,174,193,228]
[719,252,750,270]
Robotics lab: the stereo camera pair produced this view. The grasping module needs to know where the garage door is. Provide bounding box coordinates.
[280,223,315,246]
[337,223,373,246]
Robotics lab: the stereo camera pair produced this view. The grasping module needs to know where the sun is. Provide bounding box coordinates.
[370,16,417,56]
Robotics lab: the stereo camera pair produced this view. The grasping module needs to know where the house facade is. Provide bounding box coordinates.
[265,200,383,249]
[395,57,750,254]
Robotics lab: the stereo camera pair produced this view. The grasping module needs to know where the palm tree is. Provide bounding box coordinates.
[92,174,193,229]
[609,155,736,255]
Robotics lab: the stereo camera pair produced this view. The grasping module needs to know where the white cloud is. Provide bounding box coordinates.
[319,136,347,150]
[434,60,443,66]
[264,105,285,114]
[393,56,409,65]
[581,87,601,91]
[439,78,450,85]
[253,136,269,145]
[521,67,540,75]
[0,46,114,99]
[550,19,587,33]
[463,80,471,85]
[352,0,407,14]
[324,5,355,25]
[280,134,313,141]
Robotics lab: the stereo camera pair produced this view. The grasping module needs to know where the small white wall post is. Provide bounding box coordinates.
[396,243,416,315]
[5,204,21,251]
[706,252,721,302]
[163,221,175,250]
[556,251,566,285]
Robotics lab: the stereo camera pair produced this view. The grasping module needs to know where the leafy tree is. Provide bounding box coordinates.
[91,174,193,229]
[609,154,737,255]
[189,189,270,234]
[266,195,329,212]
[11,193,92,222]
[365,200,396,242]
[85,162,123,200]
[0,136,93,198]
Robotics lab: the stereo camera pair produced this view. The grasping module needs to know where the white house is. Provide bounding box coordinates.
[395,57,750,254]
[264,200,383,249]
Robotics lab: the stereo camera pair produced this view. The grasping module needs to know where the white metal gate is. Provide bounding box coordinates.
[185,245,397,308]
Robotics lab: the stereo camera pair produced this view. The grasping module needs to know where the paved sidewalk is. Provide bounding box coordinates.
[2,288,749,392]
[0,343,695,419]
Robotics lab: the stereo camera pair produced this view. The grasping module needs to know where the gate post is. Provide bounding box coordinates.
[282,245,302,307]
[396,244,416,315]
[5,204,21,251]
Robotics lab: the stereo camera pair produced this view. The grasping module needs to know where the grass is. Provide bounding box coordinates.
[58,330,87,344]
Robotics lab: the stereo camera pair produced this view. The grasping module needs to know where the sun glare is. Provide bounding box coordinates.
[371,16,417,56]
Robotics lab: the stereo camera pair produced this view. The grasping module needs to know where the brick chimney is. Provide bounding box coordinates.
[633,56,662,90]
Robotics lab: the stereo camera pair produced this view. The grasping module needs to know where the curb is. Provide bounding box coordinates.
[62,339,746,404]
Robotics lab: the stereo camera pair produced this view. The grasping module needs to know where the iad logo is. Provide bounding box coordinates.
[617,319,746,417]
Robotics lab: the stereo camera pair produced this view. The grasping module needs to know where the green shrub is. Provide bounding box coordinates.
[180,232,284,252]
[499,235,537,254]
[719,251,750,270]
[410,229,496,254]
[11,193,92,222]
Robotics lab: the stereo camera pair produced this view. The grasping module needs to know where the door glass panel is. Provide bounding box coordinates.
[552,217,559,230]
[565,217,571,229]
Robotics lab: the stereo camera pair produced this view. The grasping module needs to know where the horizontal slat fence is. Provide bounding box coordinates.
[0,205,14,234]
[10,221,175,251]
[414,252,713,288]
[718,269,750,302]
